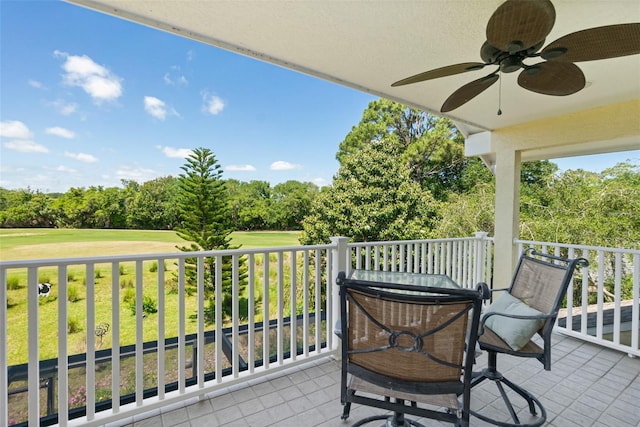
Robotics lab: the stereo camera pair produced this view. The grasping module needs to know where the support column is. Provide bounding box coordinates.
[493,149,521,288]
[330,236,349,352]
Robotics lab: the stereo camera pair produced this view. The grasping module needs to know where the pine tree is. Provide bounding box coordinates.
[175,147,248,323]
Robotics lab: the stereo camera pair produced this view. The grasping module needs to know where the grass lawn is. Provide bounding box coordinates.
[0,228,302,261]
[2,228,309,365]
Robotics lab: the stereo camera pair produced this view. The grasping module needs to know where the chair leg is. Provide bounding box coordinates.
[341,401,351,420]
[469,352,547,427]
[351,413,427,427]
[348,398,428,427]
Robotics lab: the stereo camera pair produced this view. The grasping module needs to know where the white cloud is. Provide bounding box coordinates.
[270,161,302,171]
[0,120,33,139]
[65,151,98,163]
[144,96,168,120]
[55,165,78,173]
[46,126,76,139]
[49,99,78,116]
[144,96,179,120]
[28,80,45,89]
[3,140,49,153]
[226,164,257,172]
[157,145,192,159]
[163,66,188,86]
[55,50,123,103]
[202,93,225,115]
[312,177,328,187]
[187,50,194,61]
[115,166,157,181]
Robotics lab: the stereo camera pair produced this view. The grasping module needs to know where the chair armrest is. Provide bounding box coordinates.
[479,311,554,336]
[475,282,492,300]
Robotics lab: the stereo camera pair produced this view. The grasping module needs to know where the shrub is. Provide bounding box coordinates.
[69,385,86,408]
[129,295,158,316]
[142,296,158,315]
[120,278,133,289]
[67,271,76,282]
[119,265,126,276]
[166,277,179,294]
[122,288,136,304]
[38,274,51,284]
[149,261,167,273]
[6,276,21,290]
[68,285,80,302]
[68,317,82,334]
[94,268,103,279]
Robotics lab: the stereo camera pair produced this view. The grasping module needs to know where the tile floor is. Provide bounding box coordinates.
[112,333,640,426]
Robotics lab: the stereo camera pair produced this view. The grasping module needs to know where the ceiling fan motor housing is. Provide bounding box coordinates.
[500,55,524,73]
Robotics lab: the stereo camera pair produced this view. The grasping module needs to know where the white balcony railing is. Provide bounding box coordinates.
[347,232,494,289]
[0,235,491,427]
[516,239,640,358]
[2,233,637,427]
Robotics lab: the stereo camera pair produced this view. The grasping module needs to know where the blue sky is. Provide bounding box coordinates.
[1,1,637,194]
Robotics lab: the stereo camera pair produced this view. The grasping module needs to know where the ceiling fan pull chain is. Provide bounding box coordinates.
[497,74,503,116]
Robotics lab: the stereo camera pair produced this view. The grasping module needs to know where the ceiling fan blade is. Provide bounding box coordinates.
[486,0,555,53]
[541,23,640,62]
[441,74,499,113]
[518,61,585,95]
[391,62,487,87]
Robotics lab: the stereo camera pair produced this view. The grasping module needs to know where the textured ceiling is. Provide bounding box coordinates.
[68,0,640,138]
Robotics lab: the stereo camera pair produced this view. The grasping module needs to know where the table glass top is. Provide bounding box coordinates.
[348,269,459,290]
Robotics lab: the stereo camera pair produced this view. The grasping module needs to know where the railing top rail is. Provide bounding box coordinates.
[347,236,494,248]
[0,243,334,269]
[515,239,640,255]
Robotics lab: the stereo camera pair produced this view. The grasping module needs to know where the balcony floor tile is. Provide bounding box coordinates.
[115,333,639,426]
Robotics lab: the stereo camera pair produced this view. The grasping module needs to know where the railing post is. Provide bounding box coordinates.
[330,236,349,352]
[474,232,489,285]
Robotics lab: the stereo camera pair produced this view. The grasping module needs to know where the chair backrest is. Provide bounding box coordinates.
[509,248,588,335]
[339,279,484,396]
[497,249,589,371]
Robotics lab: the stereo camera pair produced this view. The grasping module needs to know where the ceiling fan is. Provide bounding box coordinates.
[391,0,640,113]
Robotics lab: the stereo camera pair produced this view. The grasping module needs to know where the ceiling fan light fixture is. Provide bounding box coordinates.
[500,56,522,73]
[507,41,524,54]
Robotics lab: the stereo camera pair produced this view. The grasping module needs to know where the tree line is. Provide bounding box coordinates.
[299,99,639,250]
[0,177,319,231]
[2,98,638,250]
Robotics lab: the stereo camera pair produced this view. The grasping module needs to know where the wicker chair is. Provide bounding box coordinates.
[470,248,588,426]
[337,272,488,427]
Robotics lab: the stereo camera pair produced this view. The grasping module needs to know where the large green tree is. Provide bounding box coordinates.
[336,98,492,200]
[520,162,640,249]
[300,141,437,244]
[124,177,181,229]
[227,179,273,230]
[270,180,319,230]
[175,148,248,323]
[0,188,58,228]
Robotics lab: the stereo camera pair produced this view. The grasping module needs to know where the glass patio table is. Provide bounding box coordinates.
[346,269,461,293]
